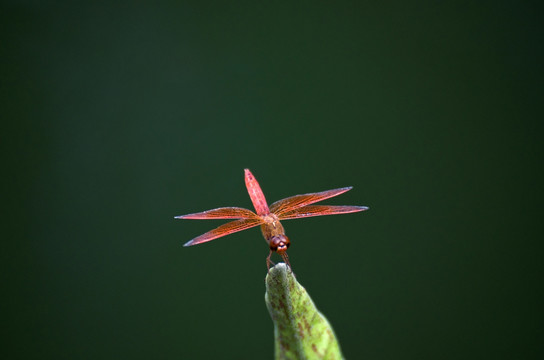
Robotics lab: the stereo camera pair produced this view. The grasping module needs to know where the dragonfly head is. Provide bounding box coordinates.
[269,235,290,254]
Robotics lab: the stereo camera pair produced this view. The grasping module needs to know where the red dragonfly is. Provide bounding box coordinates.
[176,169,368,270]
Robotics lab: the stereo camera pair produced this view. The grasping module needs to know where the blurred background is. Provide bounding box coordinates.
[2,1,542,359]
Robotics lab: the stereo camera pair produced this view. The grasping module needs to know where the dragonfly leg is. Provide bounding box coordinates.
[266,250,276,271]
[280,252,293,274]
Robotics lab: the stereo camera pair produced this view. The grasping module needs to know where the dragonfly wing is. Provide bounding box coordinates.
[175,207,257,219]
[278,205,368,220]
[270,187,353,216]
[183,218,263,246]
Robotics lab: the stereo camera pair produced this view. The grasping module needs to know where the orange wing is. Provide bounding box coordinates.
[269,187,354,216]
[278,205,368,220]
[175,207,257,220]
[183,218,263,246]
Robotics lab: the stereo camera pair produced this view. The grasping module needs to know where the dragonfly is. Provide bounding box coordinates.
[175,169,368,270]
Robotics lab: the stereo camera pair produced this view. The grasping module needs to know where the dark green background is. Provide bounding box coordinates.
[2,1,542,359]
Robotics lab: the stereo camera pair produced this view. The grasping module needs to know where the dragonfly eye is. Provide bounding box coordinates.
[270,235,290,253]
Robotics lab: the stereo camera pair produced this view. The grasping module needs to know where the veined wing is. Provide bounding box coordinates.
[175,207,257,220]
[183,218,263,246]
[278,205,368,220]
[270,187,353,216]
